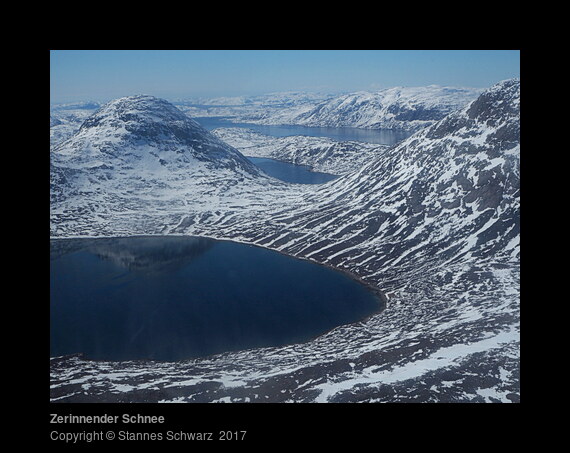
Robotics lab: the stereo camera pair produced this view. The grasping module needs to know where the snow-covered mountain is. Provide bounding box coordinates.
[50,80,520,403]
[238,85,482,131]
[50,95,292,236]
[172,91,333,120]
[52,95,258,174]
[175,91,332,107]
[279,79,519,265]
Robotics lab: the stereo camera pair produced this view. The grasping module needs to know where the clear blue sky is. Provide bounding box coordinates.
[50,50,520,103]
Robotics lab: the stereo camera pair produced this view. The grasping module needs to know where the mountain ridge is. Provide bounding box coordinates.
[236,85,483,131]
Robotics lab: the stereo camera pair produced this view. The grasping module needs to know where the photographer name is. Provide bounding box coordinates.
[50,413,165,424]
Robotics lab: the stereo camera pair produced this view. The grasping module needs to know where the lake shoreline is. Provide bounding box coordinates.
[50,234,388,363]
[194,116,413,145]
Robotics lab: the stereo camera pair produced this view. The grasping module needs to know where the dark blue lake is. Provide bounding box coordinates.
[50,236,382,361]
[194,117,412,145]
[247,157,338,184]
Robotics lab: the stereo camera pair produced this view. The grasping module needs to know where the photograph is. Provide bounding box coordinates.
[50,50,520,412]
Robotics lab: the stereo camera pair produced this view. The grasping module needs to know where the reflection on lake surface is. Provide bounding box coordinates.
[194,117,412,145]
[50,236,382,361]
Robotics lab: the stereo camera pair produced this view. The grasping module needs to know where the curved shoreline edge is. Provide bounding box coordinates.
[49,233,389,364]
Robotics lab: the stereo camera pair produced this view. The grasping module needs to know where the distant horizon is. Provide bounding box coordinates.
[50,50,520,104]
[50,82,517,107]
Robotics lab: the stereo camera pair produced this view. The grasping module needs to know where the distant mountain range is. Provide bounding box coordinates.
[50,80,519,403]
[173,91,332,107]
[178,85,482,132]
[244,86,482,131]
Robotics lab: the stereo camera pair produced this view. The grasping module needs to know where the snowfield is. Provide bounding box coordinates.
[50,80,520,403]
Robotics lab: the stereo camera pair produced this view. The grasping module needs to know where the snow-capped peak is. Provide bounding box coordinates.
[53,95,260,176]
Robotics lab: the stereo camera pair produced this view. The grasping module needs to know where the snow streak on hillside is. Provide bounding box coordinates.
[50,80,520,403]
